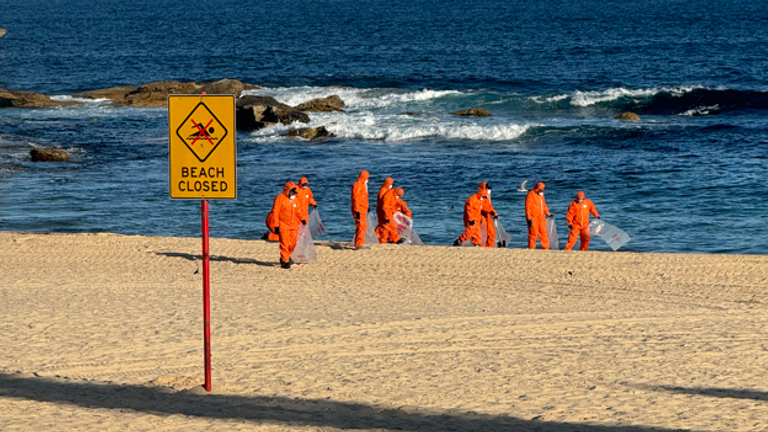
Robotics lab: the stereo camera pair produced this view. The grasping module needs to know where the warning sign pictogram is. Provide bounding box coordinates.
[169,95,236,200]
[175,102,229,163]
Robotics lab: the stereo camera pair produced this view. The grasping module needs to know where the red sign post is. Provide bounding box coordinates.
[169,93,236,392]
[201,199,211,391]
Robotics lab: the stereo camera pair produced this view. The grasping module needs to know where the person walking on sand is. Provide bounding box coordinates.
[453,186,490,246]
[479,182,499,248]
[297,176,318,223]
[351,170,370,249]
[525,182,552,249]
[375,177,394,238]
[565,191,600,251]
[378,187,409,244]
[269,182,306,269]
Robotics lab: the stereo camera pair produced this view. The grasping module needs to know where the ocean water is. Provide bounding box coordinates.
[1,0,767,253]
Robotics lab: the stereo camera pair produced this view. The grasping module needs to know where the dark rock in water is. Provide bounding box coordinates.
[268,105,310,125]
[615,112,641,121]
[236,95,283,109]
[294,95,346,113]
[285,126,334,140]
[451,108,492,117]
[72,79,258,107]
[199,78,259,97]
[120,81,200,107]
[71,86,139,101]
[404,112,423,116]
[30,148,70,162]
[236,96,309,130]
[0,29,7,38]
[0,89,83,108]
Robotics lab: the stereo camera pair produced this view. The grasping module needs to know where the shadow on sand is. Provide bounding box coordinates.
[0,373,685,432]
[652,384,768,401]
[155,252,278,267]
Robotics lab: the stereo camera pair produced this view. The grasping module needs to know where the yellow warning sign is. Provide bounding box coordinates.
[169,95,236,199]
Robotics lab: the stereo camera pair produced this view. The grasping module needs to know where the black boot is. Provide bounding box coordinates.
[396,238,406,244]
[280,260,291,269]
[453,238,461,247]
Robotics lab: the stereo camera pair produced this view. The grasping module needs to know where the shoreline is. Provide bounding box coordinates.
[1,231,767,431]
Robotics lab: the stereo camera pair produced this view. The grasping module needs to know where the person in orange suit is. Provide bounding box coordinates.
[525,182,553,249]
[296,177,317,223]
[565,191,600,251]
[375,177,394,238]
[479,182,498,248]
[453,186,490,246]
[351,170,369,249]
[269,182,306,269]
[378,188,409,244]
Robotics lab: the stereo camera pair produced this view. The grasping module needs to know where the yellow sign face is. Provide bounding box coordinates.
[169,95,236,199]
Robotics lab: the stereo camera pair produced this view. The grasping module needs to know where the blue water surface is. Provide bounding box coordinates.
[0,0,766,253]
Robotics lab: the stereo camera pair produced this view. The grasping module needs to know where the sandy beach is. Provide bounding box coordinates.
[1,230,767,431]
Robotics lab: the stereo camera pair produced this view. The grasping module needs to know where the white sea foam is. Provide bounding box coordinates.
[50,95,111,104]
[570,87,697,107]
[351,89,462,110]
[318,113,530,142]
[242,86,462,110]
[679,105,720,116]
[530,94,569,104]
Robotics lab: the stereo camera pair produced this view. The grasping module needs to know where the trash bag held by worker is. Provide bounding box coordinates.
[292,224,317,264]
[547,216,559,250]
[308,208,326,238]
[589,220,631,251]
[394,212,424,246]
[495,218,511,248]
[364,212,379,246]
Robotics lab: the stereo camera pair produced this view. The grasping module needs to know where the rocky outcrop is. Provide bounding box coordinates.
[198,78,256,97]
[615,112,641,121]
[30,148,70,162]
[294,95,346,113]
[72,79,259,107]
[236,96,310,130]
[404,112,423,116]
[0,89,83,108]
[452,108,492,117]
[285,126,334,140]
[120,81,200,107]
[71,86,139,101]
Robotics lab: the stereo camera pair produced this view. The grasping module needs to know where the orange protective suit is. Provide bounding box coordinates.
[378,188,407,243]
[269,182,304,265]
[375,177,394,237]
[525,182,552,249]
[478,182,498,248]
[565,191,600,251]
[351,170,369,248]
[296,177,317,223]
[457,188,489,246]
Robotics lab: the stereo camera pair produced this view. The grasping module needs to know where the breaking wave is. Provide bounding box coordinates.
[242,87,461,110]
[530,87,768,115]
[325,118,531,142]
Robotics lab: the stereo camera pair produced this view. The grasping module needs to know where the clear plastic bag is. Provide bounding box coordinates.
[589,220,631,251]
[547,217,559,250]
[291,223,317,264]
[364,212,379,246]
[495,218,511,248]
[308,208,326,238]
[394,212,424,245]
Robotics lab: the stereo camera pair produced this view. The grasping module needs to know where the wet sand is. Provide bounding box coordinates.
[1,231,767,431]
